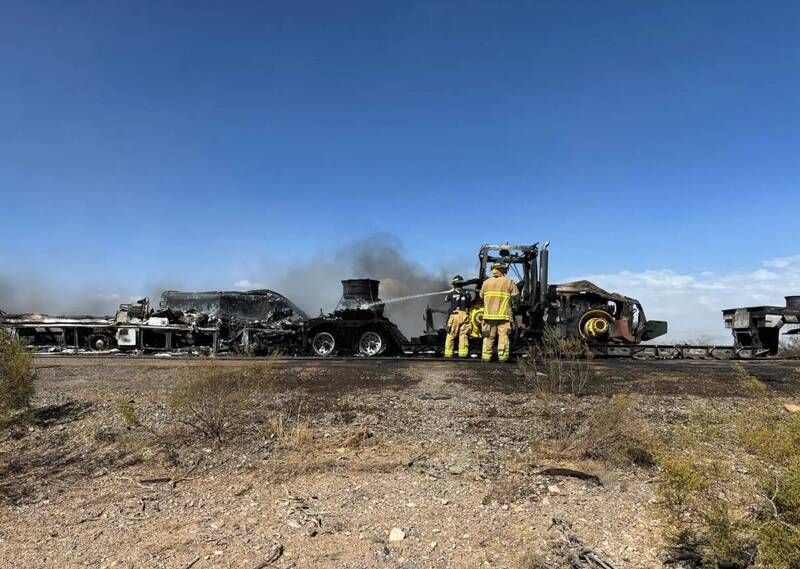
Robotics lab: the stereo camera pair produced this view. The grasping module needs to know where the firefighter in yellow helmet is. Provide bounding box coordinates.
[444,275,472,358]
[479,263,519,362]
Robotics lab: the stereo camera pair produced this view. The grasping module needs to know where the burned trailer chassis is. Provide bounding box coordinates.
[3,313,794,361]
[6,321,220,354]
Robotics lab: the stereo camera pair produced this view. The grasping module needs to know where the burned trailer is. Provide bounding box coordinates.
[157,289,308,355]
[722,295,800,356]
[0,312,117,352]
[106,298,218,354]
[304,279,408,357]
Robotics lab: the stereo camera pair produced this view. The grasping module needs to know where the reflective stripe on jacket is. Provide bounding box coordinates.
[479,275,519,321]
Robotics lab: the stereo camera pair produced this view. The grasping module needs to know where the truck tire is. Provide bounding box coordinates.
[311,331,337,357]
[358,330,385,357]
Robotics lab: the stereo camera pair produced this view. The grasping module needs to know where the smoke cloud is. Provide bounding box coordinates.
[0,274,184,318]
[262,236,458,336]
[0,273,127,316]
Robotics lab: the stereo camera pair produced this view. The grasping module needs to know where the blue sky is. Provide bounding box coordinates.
[1,1,799,337]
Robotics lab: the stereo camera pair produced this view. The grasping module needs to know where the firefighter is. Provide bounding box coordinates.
[479,262,519,362]
[444,275,472,358]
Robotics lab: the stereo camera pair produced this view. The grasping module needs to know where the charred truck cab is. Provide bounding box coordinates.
[304,279,408,357]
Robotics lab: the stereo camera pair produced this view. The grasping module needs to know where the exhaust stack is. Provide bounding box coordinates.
[340,279,381,310]
[539,242,549,304]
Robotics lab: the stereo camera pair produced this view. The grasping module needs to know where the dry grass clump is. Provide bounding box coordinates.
[263,411,315,450]
[117,398,141,428]
[733,363,768,396]
[0,329,35,416]
[540,395,655,467]
[519,327,592,397]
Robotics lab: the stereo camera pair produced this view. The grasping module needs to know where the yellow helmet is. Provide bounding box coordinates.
[491,263,508,273]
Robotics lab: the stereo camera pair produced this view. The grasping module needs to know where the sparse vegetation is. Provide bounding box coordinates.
[519,327,592,396]
[656,408,800,567]
[9,350,800,567]
[0,329,35,417]
[656,452,754,567]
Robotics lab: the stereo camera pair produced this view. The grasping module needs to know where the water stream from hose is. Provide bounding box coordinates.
[360,289,452,309]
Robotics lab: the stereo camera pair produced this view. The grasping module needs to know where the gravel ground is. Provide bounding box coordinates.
[1,357,798,569]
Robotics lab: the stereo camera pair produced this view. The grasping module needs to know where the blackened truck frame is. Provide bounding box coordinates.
[472,242,667,349]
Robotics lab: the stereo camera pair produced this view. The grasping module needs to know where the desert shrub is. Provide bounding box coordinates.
[520,327,592,396]
[574,395,655,465]
[656,453,754,567]
[747,415,800,567]
[756,518,800,568]
[657,454,710,518]
[167,361,274,442]
[541,395,655,466]
[0,329,35,413]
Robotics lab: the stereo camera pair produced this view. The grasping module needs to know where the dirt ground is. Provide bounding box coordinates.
[1,357,799,569]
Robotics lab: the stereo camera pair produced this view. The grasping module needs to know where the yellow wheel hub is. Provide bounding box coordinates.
[579,310,614,341]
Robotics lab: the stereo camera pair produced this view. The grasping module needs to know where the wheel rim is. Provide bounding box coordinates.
[312,332,336,356]
[91,336,109,351]
[359,331,383,356]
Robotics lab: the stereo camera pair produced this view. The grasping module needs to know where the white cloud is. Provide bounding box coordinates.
[763,255,800,269]
[567,254,800,343]
[234,279,267,289]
